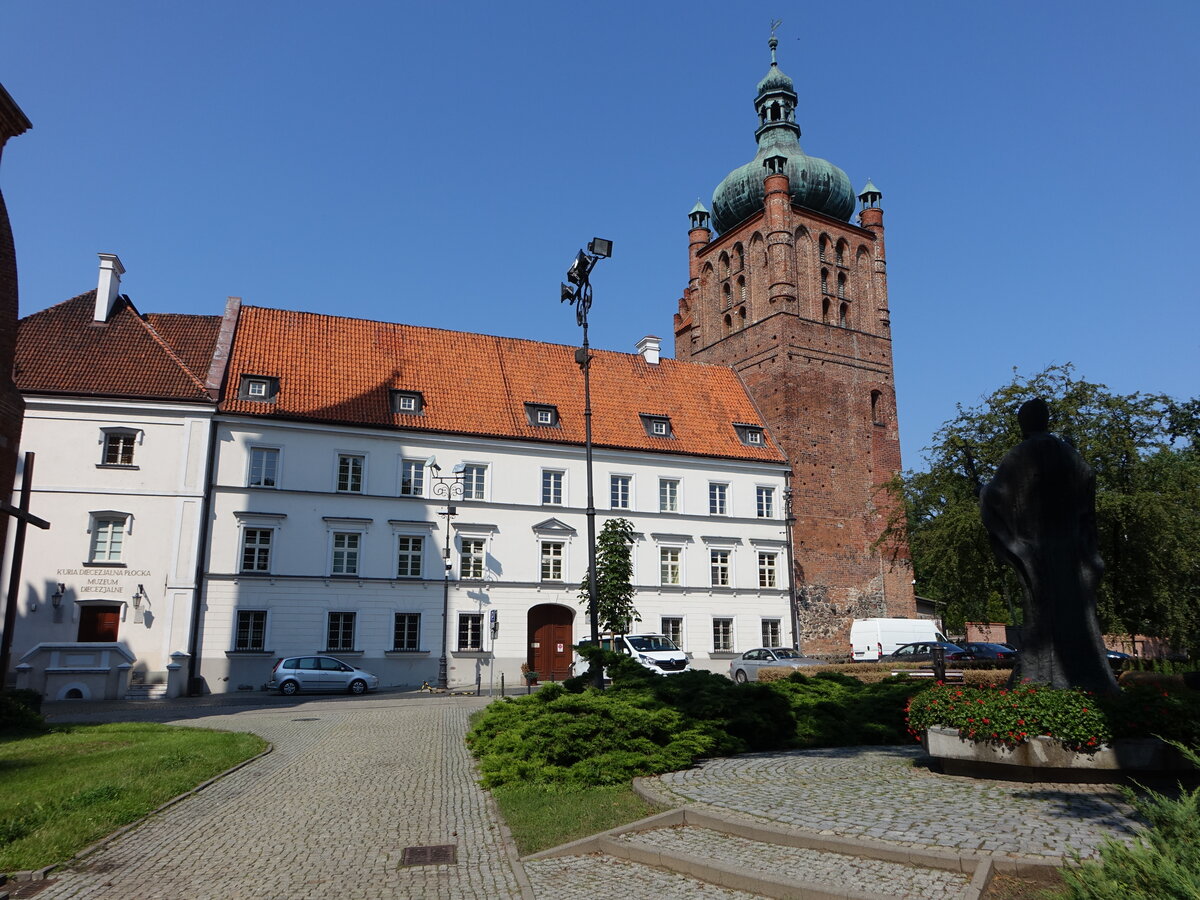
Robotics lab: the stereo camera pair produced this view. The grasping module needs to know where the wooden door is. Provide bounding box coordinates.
[78,605,120,642]
[527,604,574,681]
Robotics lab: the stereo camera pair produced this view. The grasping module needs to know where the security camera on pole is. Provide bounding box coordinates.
[560,238,612,690]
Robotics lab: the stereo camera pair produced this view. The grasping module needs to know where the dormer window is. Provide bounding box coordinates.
[640,414,673,439]
[526,403,559,427]
[239,375,279,403]
[734,423,766,447]
[390,390,424,415]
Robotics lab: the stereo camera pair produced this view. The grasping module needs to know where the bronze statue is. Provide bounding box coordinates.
[980,399,1118,694]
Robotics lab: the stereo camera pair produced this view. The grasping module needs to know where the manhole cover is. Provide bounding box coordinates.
[400,844,457,866]
[291,717,320,721]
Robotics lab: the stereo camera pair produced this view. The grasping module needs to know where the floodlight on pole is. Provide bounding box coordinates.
[559,238,613,689]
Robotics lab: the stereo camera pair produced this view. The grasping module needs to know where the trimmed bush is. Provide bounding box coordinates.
[0,692,47,736]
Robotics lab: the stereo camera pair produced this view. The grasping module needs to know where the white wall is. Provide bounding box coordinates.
[199,416,794,691]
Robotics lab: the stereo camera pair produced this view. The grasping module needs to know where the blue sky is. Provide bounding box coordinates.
[4,1,1197,468]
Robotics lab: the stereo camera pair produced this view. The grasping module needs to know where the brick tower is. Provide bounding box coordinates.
[674,36,914,652]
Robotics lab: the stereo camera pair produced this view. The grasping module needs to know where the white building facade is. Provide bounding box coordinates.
[200,415,792,692]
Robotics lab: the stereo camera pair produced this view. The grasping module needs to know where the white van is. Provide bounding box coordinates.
[575,633,691,676]
[850,618,947,661]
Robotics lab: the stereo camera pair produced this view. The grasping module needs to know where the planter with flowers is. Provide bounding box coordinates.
[907,682,1199,780]
[520,663,539,686]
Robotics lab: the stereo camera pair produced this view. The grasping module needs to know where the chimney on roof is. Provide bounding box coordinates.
[636,335,661,365]
[94,253,125,322]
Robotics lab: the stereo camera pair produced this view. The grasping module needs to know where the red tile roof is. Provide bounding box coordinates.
[16,292,217,402]
[222,306,785,463]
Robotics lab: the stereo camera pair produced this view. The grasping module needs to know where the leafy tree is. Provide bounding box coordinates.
[889,365,1200,651]
[579,517,640,636]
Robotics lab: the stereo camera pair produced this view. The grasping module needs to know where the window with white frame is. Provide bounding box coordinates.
[762,618,782,648]
[709,482,728,515]
[89,515,127,563]
[400,459,425,497]
[458,613,483,651]
[234,610,267,651]
[540,541,564,582]
[337,454,365,493]
[661,616,683,647]
[713,617,734,652]
[660,547,681,585]
[710,549,731,587]
[241,528,273,573]
[758,552,778,588]
[541,470,564,505]
[331,532,361,575]
[101,430,137,466]
[460,538,485,579]
[396,535,423,578]
[326,612,356,651]
[393,613,421,651]
[659,478,679,513]
[756,486,775,518]
[248,447,279,488]
[610,475,631,509]
[461,464,487,500]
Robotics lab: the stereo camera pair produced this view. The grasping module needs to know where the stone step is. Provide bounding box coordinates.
[124,683,169,701]
[523,808,992,900]
[608,825,974,899]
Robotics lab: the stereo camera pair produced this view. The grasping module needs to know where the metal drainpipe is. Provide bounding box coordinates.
[783,470,802,652]
[186,418,220,695]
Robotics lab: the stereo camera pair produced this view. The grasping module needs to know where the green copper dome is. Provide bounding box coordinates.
[711,37,855,233]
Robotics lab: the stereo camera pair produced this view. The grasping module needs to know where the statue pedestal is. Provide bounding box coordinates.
[925,725,1191,783]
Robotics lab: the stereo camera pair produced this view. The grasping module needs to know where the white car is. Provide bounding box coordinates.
[268,656,380,695]
[729,647,824,683]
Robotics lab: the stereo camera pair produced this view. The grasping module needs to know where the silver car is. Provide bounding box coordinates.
[729,647,825,683]
[269,656,380,695]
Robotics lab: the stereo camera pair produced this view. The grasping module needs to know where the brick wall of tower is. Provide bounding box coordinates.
[676,192,914,655]
[0,87,31,569]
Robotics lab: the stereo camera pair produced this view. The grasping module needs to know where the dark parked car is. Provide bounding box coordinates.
[729,647,825,683]
[962,642,1017,660]
[268,656,380,695]
[1105,649,1132,671]
[888,641,975,662]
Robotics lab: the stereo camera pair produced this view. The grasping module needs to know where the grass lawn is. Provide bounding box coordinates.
[0,722,267,873]
[489,782,663,856]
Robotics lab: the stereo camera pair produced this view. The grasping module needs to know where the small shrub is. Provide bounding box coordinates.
[0,693,47,736]
[1060,743,1200,899]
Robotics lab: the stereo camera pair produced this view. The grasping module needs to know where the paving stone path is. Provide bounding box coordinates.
[641,746,1145,860]
[37,693,529,900]
[32,696,1152,899]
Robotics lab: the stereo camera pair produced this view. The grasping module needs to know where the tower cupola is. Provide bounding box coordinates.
[710,33,855,233]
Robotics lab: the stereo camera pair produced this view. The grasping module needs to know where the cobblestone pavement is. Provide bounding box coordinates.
[37,693,529,900]
[611,826,973,898]
[640,746,1145,860]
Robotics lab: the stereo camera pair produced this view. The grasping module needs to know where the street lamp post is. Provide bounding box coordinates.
[561,238,612,690]
[428,459,466,690]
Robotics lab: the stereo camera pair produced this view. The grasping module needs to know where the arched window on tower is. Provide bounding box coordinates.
[822,298,830,323]
[871,390,885,426]
[839,303,848,327]
[837,273,846,299]
[738,307,747,329]
[723,313,732,335]
[719,253,730,278]
[734,243,744,271]
[722,282,732,309]
[737,276,746,305]
[836,239,848,266]
[819,236,829,262]
[821,269,829,295]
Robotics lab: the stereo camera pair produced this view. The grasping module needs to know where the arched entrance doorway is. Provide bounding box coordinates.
[526,604,574,681]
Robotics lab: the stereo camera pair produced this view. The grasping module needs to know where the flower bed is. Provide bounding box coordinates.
[907,682,1200,751]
